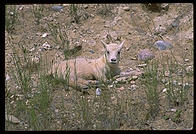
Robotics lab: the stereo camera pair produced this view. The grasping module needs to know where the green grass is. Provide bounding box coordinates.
[5,5,19,34]
[32,5,44,25]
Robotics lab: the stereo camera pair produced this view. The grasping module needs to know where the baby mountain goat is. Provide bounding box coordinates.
[50,40,125,89]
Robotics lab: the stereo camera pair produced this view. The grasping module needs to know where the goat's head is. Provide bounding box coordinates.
[101,40,124,65]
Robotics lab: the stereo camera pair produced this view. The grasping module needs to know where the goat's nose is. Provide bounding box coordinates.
[111,58,116,62]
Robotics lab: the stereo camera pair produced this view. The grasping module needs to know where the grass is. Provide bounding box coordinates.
[32,5,44,25]
[5,5,19,34]
[69,4,80,24]
[140,60,160,119]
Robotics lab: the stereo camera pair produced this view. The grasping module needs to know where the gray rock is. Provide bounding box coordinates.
[96,88,101,96]
[5,114,20,124]
[6,74,10,81]
[154,40,173,50]
[89,50,95,54]
[138,49,155,61]
[51,6,64,11]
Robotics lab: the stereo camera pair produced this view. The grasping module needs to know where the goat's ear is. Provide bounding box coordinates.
[101,40,107,49]
[119,40,125,50]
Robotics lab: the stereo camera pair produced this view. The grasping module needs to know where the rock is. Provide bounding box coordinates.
[138,49,155,61]
[123,6,130,11]
[41,33,48,38]
[186,66,192,73]
[184,59,189,62]
[164,71,170,77]
[116,77,127,83]
[6,74,10,81]
[161,3,169,11]
[42,42,51,50]
[162,88,167,93]
[108,84,114,88]
[55,109,59,113]
[5,114,20,124]
[130,81,136,84]
[51,6,64,11]
[96,88,101,96]
[128,85,138,91]
[154,40,173,50]
[118,87,125,91]
[183,83,190,90]
[161,78,167,84]
[171,108,177,112]
[29,47,35,52]
[84,5,88,9]
[89,50,95,54]
[172,80,177,86]
[31,56,40,64]
[171,19,180,28]
[137,63,147,67]
[178,82,182,86]
[131,75,138,80]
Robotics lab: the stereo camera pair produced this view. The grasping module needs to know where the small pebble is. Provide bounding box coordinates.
[171,19,180,28]
[183,83,190,90]
[5,114,20,124]
[42,42,51,50]
[10,94,14,99]
[171,108,177,112]
[161,78,167,84]
[51,6,64,11]
[178,82,182,86]
[41,33,48,38]
[96,88,101,96]
[128,85,138,91]
[138,49,155,61]
[184,59,189,62]
[109,85,114,88]
[118,87,125,91]
[172,80,177,86]
[130,81,136,84]
[29,47,35,52]
[6,74,10,81]
[55,109,59,113]
[164,71,170,77]
[161,3,169,11]
[137,64,147,67]
[162,88,167,93]
[84,5,88,9]
[89,50,95,54]
[132,75,138,80]
[186,66,192,73]
[154,40,173,50]
[123,6,130,11]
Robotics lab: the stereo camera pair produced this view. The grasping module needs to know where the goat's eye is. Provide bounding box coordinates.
[118,51,120,55]
[107,51,110,54]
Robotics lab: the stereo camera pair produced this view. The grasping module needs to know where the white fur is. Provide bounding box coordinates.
[50,41,124,88]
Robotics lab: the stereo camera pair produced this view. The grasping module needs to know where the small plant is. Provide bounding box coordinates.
[5,5,19,33]
[8,36,31,94]
[69,4,80,23]
[141,60,160,119]
[47,22,71,59]
[163,53,189,107]
[32,5,44,25]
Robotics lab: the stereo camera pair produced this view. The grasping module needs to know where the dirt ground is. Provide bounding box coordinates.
[5,3,193,130]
